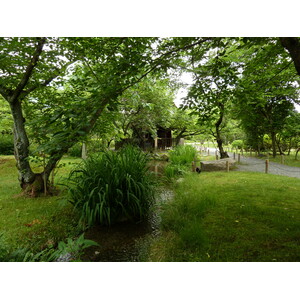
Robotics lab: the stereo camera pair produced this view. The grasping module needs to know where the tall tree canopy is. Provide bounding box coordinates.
[1,36,300,195]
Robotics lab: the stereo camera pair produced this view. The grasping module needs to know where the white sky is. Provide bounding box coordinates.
[174,72,194,107]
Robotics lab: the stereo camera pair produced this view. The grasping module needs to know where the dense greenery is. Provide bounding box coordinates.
[164,145,198,179]
[1,37,300,193]
[0,134,14,155]
[67,146,155,227]
[1,37,300,262]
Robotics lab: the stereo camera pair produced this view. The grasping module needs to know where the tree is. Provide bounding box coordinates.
[113,76,175,145]
[183,41,239,158]
[169,108,206,145]
[1,37,212,195]
[233,38,299,157]
[0,37,160,194]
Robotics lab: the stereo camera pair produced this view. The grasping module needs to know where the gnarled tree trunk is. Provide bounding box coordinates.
[9,99,62,196]
[215,104,229,159]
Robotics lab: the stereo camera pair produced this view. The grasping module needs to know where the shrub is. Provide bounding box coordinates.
[68,143,82,157]
[163,145,197,180]
[0,134,14,155]
[169,145,198,166]
[67,145,155,227]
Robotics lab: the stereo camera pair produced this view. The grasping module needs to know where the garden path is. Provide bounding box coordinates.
[229,153,300,179]
[191,144,300,179]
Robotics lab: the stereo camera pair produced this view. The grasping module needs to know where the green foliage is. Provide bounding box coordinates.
[68,143,82,157]
[168,145,198,165]
[164,164,188,180]
[231,139,244,149]
[0,96,13,134]
[163,145,197,180]
[68,146,155,227]
[47,234,99,262]
[0,233,98,262]
[114,76,176,142]
[0,134,14,155]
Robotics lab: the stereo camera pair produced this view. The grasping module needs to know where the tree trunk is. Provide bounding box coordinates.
[9,99,63,196]
[295,148,300,160]
[270,131,277,158]
[276,136,284,155]
[10,100,36,189]
[175,129,186,146]
[287,137,292,155]
[215,105,229,159]
[216,134,229,158]
[280,37,300,76]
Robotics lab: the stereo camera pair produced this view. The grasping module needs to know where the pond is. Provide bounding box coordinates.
[80,160,172,262]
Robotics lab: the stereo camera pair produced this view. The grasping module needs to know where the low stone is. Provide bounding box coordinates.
[200,158,236,172]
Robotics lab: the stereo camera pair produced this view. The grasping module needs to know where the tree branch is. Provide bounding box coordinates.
[120,38,212,94]
[10,37,46,103]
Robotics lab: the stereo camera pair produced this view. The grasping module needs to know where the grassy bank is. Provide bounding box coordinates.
[146,171,300,262]
[0,155,82,252]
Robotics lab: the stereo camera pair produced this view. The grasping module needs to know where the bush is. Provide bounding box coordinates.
[67,145,155,227]
[68,143,82,157]
[0,134,14,155]
[169,145,198,165]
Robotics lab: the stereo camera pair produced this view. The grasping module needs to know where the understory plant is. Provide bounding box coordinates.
[164,145,198,179]
[67,145,155,227]
[0,134,14,155]
[168,145,198,165]
[0,233,98,262]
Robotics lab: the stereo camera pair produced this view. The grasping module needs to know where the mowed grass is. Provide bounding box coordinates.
[0,155,82,252]
[146,171,300,262]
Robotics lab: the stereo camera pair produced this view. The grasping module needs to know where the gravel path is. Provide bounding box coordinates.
[228,153,300,179]
[191,144,300,179]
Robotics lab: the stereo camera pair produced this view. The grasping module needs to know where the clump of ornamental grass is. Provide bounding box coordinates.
[169,145,198,165]
[164,145,198,179]
[67,146,155,227]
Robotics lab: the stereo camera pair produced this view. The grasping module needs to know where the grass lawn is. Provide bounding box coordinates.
[0,155,82,252]
[146,171,300,262]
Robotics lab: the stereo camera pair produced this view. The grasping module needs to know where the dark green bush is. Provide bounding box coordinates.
[68,143,82,157]
[0,134,14,155]
[68,146,155,227]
